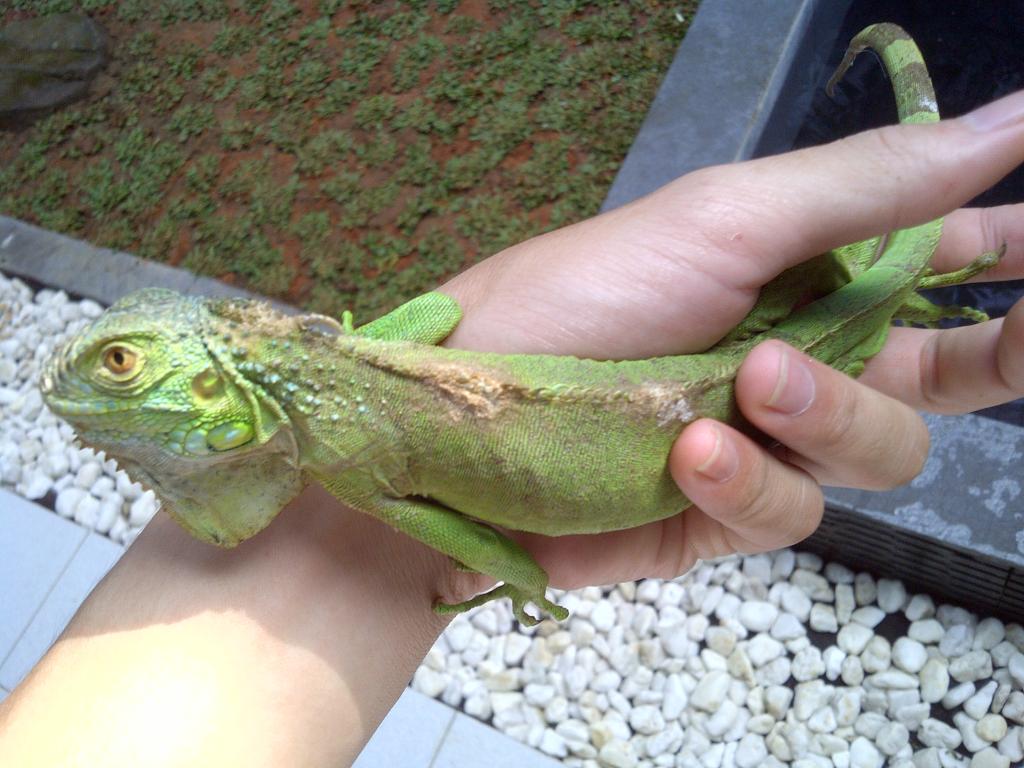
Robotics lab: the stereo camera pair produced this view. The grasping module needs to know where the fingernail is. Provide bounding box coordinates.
[765,344,815,415]
[963,89,1024,132]
[695,424,739,483]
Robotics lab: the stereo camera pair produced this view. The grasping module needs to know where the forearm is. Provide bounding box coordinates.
[0,485,451,767]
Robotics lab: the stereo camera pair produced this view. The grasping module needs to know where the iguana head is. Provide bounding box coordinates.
[41,288,305,546]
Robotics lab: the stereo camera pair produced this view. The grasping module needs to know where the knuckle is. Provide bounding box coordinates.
[770,474,824,547]
[812,379,865,454]
[868,412,930,490]
[725,450,822,548]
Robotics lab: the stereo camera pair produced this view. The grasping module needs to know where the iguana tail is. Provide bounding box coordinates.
[721,24,944,346]
[724,24,984,379]
[827,23,996,331]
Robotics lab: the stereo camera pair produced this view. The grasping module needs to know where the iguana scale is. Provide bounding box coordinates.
[41,25,996,624]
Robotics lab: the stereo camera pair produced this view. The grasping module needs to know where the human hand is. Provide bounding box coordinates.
[440,88,1024,596]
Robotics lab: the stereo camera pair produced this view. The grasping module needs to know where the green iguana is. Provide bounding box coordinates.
[41,24,997,624]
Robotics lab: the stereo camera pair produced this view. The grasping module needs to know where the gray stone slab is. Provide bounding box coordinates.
[811,412,1024,618]
[0,530,122,690]
[432,713,563,768]
[0,216,290,311]
[352,688,454,768]
[0,489,85,663]
[604,0,814,210]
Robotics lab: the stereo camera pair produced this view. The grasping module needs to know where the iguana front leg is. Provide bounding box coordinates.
[319,480,567,625]
[347,291,463,344]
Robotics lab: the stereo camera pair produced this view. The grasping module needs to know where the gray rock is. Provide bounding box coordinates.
[0,14,108,120]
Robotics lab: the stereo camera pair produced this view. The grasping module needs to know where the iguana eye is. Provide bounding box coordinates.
[102,345,138,378]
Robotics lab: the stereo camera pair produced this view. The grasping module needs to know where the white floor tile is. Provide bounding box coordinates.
[0,490,86,661]
[432,713,563,768]
[353,688,455,768]
[0,531,122,690]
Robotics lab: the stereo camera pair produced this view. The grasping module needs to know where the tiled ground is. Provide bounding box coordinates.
[0,489,560,767]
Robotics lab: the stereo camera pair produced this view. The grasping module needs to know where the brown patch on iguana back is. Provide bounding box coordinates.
[420,362,511,420]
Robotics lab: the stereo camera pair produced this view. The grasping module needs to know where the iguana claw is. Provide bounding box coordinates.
[434,584,569,626]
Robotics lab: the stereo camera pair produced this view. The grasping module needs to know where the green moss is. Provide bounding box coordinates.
[3,0,692,317]
[168,104,215,143]
[353,131,398,168]
[219,118,257,151]
[316,79,367,117]
[443,148,502,191]
[353,94,398,130]
[296,130,354,176]
[392,34,445,92]
[212,24,257,57]
[395,138,440,186]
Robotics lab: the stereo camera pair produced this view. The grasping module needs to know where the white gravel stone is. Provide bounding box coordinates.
[835,583,855,624]
[809,603,838,633]
[1002,691,1024,724]
[705,625,736,656]
[54,486,88,518]
[854,573,877,606]
[739,601,778,632]
[905,594,935,621]
[850,736,883,768]
[413,667,448,697]
[792,647,826,682]
[823,645,845,681]
[920,658,951,703]
[734,733,768,768]
[690,669,730,712]
[841,655,865,687]
[824,562,854,584]
[996,726,1023,762]
[781,584,813,621]
[597,740,636,768]
[794,680,832,721]
[1008,652,1024,686]
[918,718,963,750]
[954,712,990,753]
[866,670,919,689]
[892,637,928,673]
[837,623,873,655]
[539,729,568,757]
[628,705,665,735]
[973,618,1005,651]
[875,722,910,755]
[941,624,975,658]
[128,490,158,527]
[950,651,993,683]
[771,549,796,581]
[591,600,617,632]
[909,618,946,644]
[876,579,907,613]
[861,636,892,674]
[975,714,1007,743]
[964,681,998,720]
[943,681,977,710]
[73,460,102,489]
[791,569,833,601]
[747,634,785,667]
[968,747,1010,768]
[851,606,886,629]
